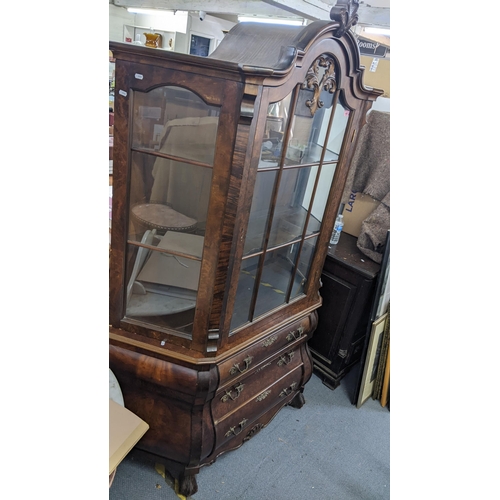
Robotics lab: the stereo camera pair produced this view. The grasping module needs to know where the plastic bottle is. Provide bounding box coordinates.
[330,214,344,245]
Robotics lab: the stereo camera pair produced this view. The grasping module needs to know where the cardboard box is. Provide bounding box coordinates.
[109,399,149,475]
[342,191,380,238]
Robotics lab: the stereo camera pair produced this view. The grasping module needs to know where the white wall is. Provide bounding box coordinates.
[371,96,390,113]
[109,4,134,42]
[108,7,236,54]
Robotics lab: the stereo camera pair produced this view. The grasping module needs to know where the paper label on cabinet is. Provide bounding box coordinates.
[118,90,127,97]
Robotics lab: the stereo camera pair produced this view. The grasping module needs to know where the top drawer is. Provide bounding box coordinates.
[218,314,312,389]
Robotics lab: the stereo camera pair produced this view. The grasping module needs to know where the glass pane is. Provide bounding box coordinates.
[244,170,277,256]
[267,166,320,249]
[132,86,220,164]
[302,163,337,234]
[123,231,202,335]
[124,148,213,334]
[253,246,298,319]
[129,152,212,240]
[229,255,260,332]
[285,87,336,165]
[325,101,349,157]
[290,236,317,299]
[259,93,293,169]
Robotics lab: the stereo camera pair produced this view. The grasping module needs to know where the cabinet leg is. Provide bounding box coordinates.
[288,390,306,409]
[178,472,198,497]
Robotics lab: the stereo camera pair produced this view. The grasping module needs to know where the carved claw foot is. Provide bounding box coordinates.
[178,472,198,497]
[288,390,306,409]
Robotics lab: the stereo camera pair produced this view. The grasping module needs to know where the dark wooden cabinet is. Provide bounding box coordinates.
[109,2,381,496]
[309,232,380,390]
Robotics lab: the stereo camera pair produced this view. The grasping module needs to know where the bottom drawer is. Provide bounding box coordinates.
[206,387,298,465]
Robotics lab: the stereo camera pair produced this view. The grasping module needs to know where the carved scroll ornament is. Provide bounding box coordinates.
[330,0,360,38]
[301,55,336,116]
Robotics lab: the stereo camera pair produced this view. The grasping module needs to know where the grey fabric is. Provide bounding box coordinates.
[342,110,390,262]
[357,192,389,264]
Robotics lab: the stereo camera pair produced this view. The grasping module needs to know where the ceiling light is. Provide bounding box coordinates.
[127,8,186,16]
[238,16,305,26]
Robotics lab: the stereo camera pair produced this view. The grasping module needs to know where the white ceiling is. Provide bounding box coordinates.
[111,0,390,28]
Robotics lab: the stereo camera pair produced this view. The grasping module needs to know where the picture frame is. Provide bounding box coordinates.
[352,230,390,405]
[380,343,390,408]
[356,312,389,408]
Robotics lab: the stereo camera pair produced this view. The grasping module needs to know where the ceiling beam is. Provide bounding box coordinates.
[111,0,389,27]
[261,0,330,20]
[357,5,390,28]
[112,0,291,18]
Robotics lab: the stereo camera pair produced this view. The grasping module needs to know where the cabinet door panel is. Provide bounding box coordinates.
[308,271,357,358]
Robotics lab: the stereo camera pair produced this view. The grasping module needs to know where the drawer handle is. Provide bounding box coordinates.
[286,326,305,342]
[279,382,298,398]
[255,390,271,402]
[277,351,295,367]
[225,418,248,437]
[221,383,245,402]
[262,335,278,347]
[230,356,253,375]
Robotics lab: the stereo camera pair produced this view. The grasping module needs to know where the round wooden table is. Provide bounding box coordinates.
[131,203,197,233]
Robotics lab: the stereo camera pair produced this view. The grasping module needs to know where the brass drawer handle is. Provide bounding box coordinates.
[279,382,298,398]
[230,356,253,375]
[277,351,295,367]
[286,326,304,342]
[225,418,248,437]
[221,383,245,403]
[262,335,278,347]
[255,390,271,402]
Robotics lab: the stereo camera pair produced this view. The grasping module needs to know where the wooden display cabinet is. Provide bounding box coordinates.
[109,2,381,495]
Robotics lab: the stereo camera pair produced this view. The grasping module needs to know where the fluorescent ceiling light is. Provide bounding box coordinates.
[127,8,187,17]
[363,27,390,36]
[238,16,304,26]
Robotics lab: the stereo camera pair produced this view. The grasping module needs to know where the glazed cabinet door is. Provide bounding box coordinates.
[228,56,351,334]
[110,59,241,349]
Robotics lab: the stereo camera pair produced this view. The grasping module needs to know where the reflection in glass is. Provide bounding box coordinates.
[325,101,349,157]
[285,87,336,165]
[132,86,220,165]
[229,255,260,331]
[259,93,293,169]
[290,236,317,299]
